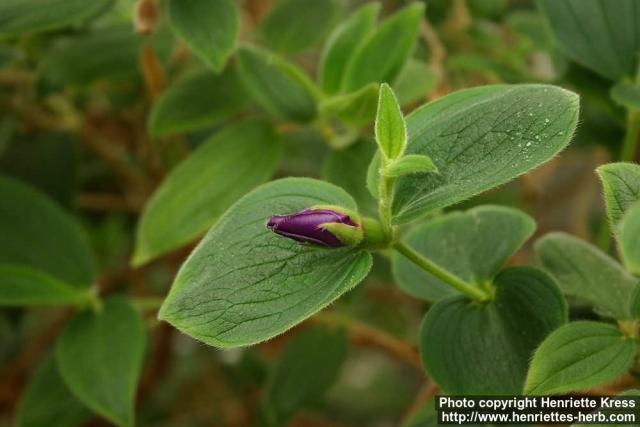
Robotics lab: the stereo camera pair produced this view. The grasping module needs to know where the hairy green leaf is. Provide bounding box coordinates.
[421,266,567,394]
[16,356,92,427]
[375,83,406,160]
[148,66,248,138]
[56,297,146,427]
[167,0,237,72]
[319,3,380,94]
[392,84,579,224]
[0,176,95,287]
[383,154,437,178]
[597,162,640,226]
[0,0,111,38]
[261,0,339,54]
[159,178,372,348]
[134,119,281,266]
[342,2,423,92]
[535,232,637,319]
[0,264,92,307]
[236,45,320,123]
[525,321,635,395]
[262,326,347,424]
[539,0,640,81]
[394,206,535,301]
[619,201,640,275]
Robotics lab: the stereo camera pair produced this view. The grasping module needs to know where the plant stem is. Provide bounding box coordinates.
[377,152,397,240]
[377,174,396,239]
[393,241,491,301]
[621,108,640,162]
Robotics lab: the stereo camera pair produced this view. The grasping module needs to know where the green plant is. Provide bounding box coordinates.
[2,1,640,426]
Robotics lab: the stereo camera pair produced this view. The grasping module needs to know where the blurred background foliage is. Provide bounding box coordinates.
[0,0,636,426]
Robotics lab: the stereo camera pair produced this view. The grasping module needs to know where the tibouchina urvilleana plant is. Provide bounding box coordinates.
[159,82,581,398]
[5,1,640,426]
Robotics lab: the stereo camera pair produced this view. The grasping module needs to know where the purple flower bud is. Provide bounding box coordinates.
[267,209,356,247]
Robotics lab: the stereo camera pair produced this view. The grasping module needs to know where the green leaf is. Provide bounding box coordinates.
[342,2,424,92]
[383,154,437,178]
[319,3,380,94]
[56,297,146,427]
[134,119,281,266]
[322,138,378,215]
[167,0,237,72]
[148,66,248,138]
[524,321,636,395]
[0,176,95,287]
[0,0,111,38]
[236,45,320,123]
[159,178,372,348]
[16,356,92,427]
[375,83,407,160]
[392,84,579,224]
[420,266,567,394]
[597,162,640,226]
[38,26,142,89]
[319,83,378,127]
[610,81,640,110]
[260,0,339,54]
[393,206,535,302]
[535,232,637,319]
[262,326,347,424]
[619,201,640,275]
[538,0,640,81]
[393,59,439,106]
[0,264,92,307]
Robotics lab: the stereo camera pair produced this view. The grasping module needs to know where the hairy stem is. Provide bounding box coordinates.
[393,241,491,301]
[621,108,640,162]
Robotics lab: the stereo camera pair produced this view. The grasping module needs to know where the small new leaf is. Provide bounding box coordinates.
[383,154,437,178]
[375,83,406,160]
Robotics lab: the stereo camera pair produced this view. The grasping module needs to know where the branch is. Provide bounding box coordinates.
[402,381,440,422]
